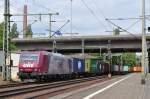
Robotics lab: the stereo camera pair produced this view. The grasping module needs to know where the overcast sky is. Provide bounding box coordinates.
[1,0,150,37]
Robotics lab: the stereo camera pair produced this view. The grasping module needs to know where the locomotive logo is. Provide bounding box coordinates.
[23,62,34,68]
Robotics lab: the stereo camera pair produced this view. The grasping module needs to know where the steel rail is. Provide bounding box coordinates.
[0,76,106,98]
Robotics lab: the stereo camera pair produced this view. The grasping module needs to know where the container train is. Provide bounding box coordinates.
[18,51,138,81]
[111,65,142,75]
[18,51,109,81]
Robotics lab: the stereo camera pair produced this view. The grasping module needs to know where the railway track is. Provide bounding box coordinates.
[0,82,35,89]
[0,75,107,98]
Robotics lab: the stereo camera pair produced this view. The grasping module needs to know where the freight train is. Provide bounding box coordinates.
[17,51,109,81]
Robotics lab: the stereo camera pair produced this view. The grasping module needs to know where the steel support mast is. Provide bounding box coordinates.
[3,0,11,81]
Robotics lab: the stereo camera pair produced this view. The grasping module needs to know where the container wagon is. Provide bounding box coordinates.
[72,58,85,77]
[85,58,109,76]
[112,64,123,75]
[11,53,20,81]
[122,65,129,74]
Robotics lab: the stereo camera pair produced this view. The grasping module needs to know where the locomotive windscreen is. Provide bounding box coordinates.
[20,53,39,62]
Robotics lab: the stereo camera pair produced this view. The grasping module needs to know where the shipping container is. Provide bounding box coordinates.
[137,66,142,72]
[85,59,90,72]
[132,66,142,72]
[11,53,20,67]
[90,58,101,74]
[102,62,109,74]
[72,58,85,73]
[11,66,20,81]
[122,65,129,74]
[112,64,123,74]
[129,66,133,72]
[123,66,129,72]
[113,65,119,72]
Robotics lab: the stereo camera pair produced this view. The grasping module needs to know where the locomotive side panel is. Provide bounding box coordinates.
[48,53,72,75]
[62,58,73,74]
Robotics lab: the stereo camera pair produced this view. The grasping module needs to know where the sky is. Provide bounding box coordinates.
[0,0,150,37]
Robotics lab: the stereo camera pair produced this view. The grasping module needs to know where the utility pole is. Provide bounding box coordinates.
[141,0,147,84]
[3,0,11,81]
[82,39,85,56]
[108,40,112,78]
[49,14,52,37]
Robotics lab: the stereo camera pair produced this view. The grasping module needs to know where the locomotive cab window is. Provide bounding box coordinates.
[20,54,39,62]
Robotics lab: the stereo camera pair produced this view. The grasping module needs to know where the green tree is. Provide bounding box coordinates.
[25,24,32,38]
[9,23,19,39]
[112,55,121,65]
[0,22,19,50]
[122,53,136,66]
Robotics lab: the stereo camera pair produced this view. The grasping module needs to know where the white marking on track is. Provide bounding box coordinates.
[83,75,131,99]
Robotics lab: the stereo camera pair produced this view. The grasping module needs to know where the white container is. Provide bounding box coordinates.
[11,66,20,81]
[11,53,20,67]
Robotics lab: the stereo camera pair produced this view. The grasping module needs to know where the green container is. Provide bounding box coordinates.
[90,58,101,73]
[85,59,91,72]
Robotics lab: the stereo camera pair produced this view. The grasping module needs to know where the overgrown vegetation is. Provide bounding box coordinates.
[0,22,19,50]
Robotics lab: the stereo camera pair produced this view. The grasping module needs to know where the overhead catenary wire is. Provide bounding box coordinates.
[80,0,108,31]
[91,0,147,37]
[126,19,141,31]
[105,17,142,34]
[105,18,140,39]
[9,1,41,21]
[17,19,37,35]
[92,0,107,19]
[92,0,113,33]
[106,17,142,20]
[31,0,53,12]
[10,0,60,35]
